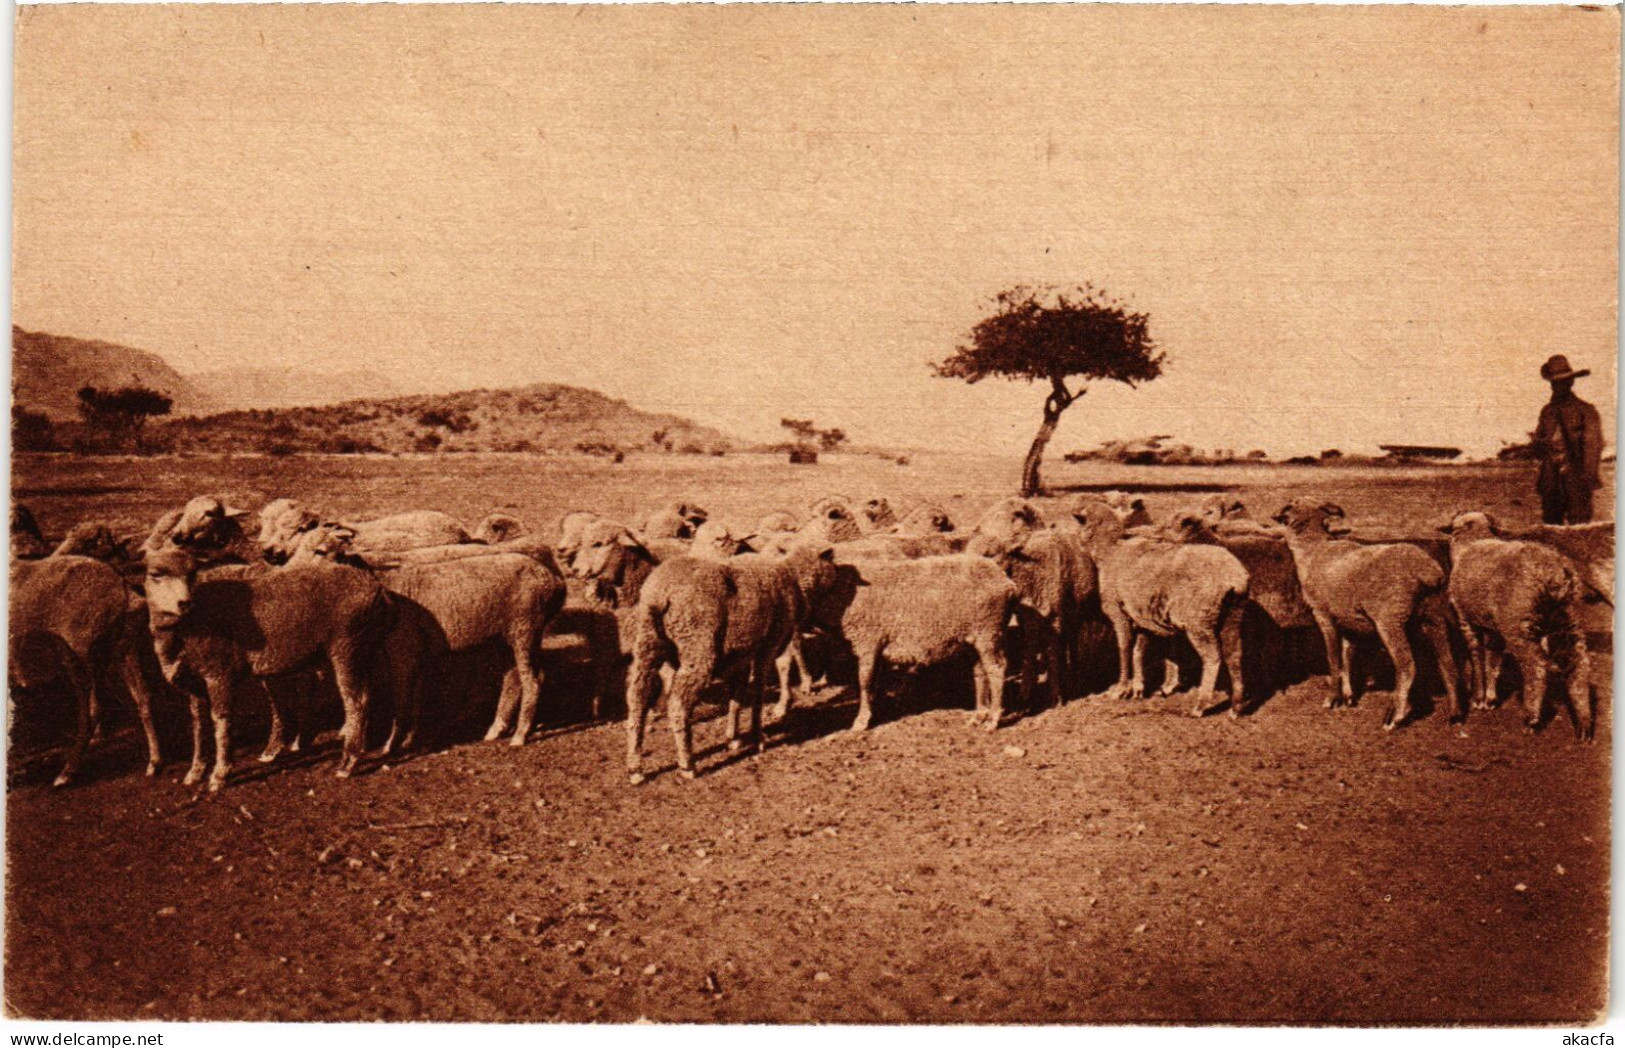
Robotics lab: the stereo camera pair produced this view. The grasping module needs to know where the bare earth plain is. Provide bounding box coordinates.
[5,451,1612,1023]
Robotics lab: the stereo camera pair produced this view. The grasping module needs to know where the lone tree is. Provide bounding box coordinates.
[76,383,173,449]
[934,284,1164,496]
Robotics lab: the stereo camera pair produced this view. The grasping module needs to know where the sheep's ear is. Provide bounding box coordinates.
[223,505,250,519]
[1320,502,1347,518]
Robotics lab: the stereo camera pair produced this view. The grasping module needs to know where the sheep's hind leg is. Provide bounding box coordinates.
[666,664,708,780]
[1103,613,1136,703]
[851,647,881,732]
[183,690,208,787]
[327,644,375,780]
[1221,601,1247,718]
[507,635,547,748]
[204,674,236,791]
[974,639,1008,732]
[768,645,796,724]
[1420,612,1463,725]
[1312,614,1346,709]
[1505,636,1549,735]
[1563,632,1594,741]
[52,658,95,788]
[259,678,297,764]
[1374,618,1417,731]
[1186,626,1224,718]
[623,649,661,785]
[1130,633,1152,701]
[117,648,162,777]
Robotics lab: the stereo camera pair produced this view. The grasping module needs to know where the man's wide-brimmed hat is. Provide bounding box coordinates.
[1541,354,1590,382]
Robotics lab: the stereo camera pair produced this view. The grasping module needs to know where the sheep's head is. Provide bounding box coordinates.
[473,512,525,544]
[574,521,648,582]
[642,508,695,540]
[1201,495,1248,522]
[783,543,840,607]
[802,503,863,544]
[892,504,955,538]
[553,510,601,570]
[808,495,854,518]
[256,498,320,562]
[975,497,1045,541]
[692,520,745,559]
[1272,499,1352,537]
[144,548,200,629]
[1160,513,1220,545]
[56,523,134,563]
[169,496,249,551]
[1442,511,1499,541]
[673,502,709,528]
[286,524,360,565]
[862,496,898,529]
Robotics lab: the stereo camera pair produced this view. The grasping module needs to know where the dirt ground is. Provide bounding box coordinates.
[5,451,1612,1023]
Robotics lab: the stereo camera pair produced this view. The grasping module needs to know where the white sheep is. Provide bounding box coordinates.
[1070,498,1251,718]
[623,547,839,783]
[1273,499,1461,730]
[801,552,1020,732]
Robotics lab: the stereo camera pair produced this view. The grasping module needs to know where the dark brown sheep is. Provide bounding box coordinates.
[143,548,393,790]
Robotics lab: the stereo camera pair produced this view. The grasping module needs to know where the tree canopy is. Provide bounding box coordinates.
[934,283,1163,391]
[934,283,1165,496]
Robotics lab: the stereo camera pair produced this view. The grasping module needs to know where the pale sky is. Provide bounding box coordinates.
[13,4,1619,457]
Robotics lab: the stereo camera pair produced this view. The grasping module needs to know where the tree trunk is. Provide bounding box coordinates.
[1020,410,1061,497]
[1019,380,1079,497]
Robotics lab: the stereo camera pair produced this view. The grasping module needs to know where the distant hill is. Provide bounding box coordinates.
[158,383,739,456]
[11,326,215,418]
[187,366,404,411]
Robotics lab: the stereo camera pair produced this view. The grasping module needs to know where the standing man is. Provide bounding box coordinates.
[1534,354,1604,524]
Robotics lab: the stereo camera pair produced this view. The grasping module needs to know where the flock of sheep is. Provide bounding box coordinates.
[7,485,1610,794]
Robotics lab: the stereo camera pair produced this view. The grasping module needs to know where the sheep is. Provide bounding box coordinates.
[1508,520,1614,605]
[1443,512,1593,739]
[53,522,136,563]
[1272,499,1461,730]
[11,504,48,559]
[337,509,471,554]
[258,499,471,562]
[1069,498,1250,718]
[801,553,1020,733]
[143,496,250,556]
[640,501,708,540]
[797,501,864,546]
[1198,494,1249,524]
[623,546,840,783]
[754,511,802,536]
[10,555,161,785]
[860,496,900,533]
[966,498,1046,556]
[554,510,602,575]
[977,525,1098,709]
[143,548,392,790]
[832,533,960,560]
[471,512,527,545]
[691,520,747,560]
[1102,491,1153,528]
[374,552,567,750]
[891,504,957,539]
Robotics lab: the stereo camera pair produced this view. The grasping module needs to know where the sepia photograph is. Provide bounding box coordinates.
[6,1,1618,1027]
